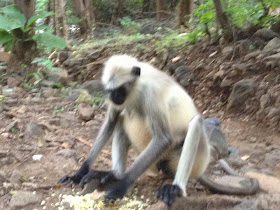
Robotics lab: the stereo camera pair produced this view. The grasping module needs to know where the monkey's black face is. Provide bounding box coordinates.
[109,85,127,105]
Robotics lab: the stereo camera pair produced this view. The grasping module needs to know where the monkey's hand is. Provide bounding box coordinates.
[80,170,118,189]
[157,184,182,206]
[57,162,90,184]
[105,178,131,201]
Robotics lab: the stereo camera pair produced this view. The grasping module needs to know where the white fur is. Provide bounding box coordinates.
[102,54,211,196]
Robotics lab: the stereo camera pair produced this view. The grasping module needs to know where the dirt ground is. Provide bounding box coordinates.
[0,87,279,210]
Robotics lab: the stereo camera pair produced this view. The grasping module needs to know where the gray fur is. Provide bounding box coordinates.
[112,116,130,179]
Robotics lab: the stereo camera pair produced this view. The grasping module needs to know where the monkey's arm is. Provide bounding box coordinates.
[58,106,120,184]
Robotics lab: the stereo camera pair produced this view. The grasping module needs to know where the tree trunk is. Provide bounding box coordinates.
[212,0,233,40]
[156,0,166,21]
[111,0,123,24]
[178,0,193,27]
[8,0,38,74]
[143,0,156,13]
[54,0,68,41]
[170,0,179,10]
[73,0,95,39]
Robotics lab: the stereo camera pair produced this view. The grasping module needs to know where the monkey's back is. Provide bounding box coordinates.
[123,61,199,151]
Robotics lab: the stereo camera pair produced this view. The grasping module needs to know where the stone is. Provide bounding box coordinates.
[41,88,58,98]
[48,118,60,126]
[146,201,168,210]
[75,90,92,104]
[227,79,257,111]
[9,191,41,209]
[233,199,261,210]
[40,80,55,87]
[4,98,18,106]
[0,150,8,158]
[258,193,280,209]
[0,66,7,72]
[222,46,234,60]
[264,149,280,165]
[6,120,19,132]
[234,63,247,72]
[25,121,45,137]
[17,105,27,114]
[0,51,10,62]
[168,61,184,74]
[266,107,280,119]
[58,51,70,63]
[2,87,18,98]
[253,28,279,41]
[9,170,21,188]
[77,103,95,121]
[220,78,234,88]
[65,89,82,101]
[245,171,280,193]
[55,149,76,158]
[174,66,193,86]
[263,37,280,52]
[259,94,271,110]
[7,77,21,88]
[244,51,262,61]
[271,20,280,34]
[47,69,68,85]
[81,80,103,96]
[88,50,102,62]
[0,171,7,183]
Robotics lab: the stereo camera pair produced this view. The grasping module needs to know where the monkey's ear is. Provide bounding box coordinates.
[132,66,141,76]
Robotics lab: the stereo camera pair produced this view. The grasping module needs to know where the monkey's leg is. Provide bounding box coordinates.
[158,114,209,205]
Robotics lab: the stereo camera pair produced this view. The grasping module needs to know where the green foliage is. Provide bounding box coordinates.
[27,11,55,28]
[154,30,204,53]
[10,128,18,133]
[53,105,65,114]
[90,93,103,106]
[0,4,26,31]
[27,72,42,86]
[184,0,280,41]
[193,0,215,25]
[0,4,65,52]
[30,33,66,52]
[93,0,115,22]
[31,57,62,71]
[120,17,141,34]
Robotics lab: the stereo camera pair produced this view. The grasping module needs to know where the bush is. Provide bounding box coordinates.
[0,4,65,52]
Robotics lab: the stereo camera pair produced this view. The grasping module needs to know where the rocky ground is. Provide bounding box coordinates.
[0,26,280,209]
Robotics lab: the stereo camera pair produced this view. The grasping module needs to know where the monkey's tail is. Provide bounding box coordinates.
[198,174,259,195]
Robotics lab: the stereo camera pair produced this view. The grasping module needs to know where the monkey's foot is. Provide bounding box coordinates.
[58,162,90,185]
[80,170,118,189]
[105,179,130,201]
[157,184,182,206]
[57,176,74,184]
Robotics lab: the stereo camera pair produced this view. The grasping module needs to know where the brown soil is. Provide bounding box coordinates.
[0,94,279,210]
[1,41,280,209]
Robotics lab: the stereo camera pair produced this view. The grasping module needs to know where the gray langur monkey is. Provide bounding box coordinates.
[58,55,258,205]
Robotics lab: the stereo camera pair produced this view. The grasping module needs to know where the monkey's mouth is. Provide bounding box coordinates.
[109,85,127,105]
